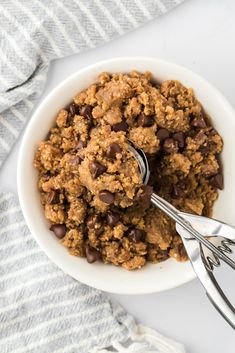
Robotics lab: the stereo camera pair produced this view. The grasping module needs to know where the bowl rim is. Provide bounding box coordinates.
[17,56,235,294]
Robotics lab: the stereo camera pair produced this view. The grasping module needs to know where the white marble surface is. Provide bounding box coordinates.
[1,0,235,351]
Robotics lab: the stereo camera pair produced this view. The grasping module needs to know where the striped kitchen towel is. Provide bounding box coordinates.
[0,1,186,352]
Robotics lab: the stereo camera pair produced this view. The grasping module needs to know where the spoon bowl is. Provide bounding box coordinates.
[128,144,150,185]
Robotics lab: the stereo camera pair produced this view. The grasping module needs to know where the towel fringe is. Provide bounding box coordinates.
[92,324,186,353]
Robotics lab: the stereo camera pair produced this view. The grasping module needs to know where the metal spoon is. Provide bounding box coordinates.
[129,144,235,269]
[130,145,235,328]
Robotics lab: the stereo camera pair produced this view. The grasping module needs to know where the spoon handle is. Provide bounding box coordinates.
[150,192,235,269]
[177,224,235,329]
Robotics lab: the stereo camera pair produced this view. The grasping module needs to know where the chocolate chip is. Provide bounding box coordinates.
[91,161,107,179]
[143,185,153,196]
[106,143,121,158]
[209,129,217,136]
[127,228,146,243]
[50,224,67,239]
[86,214,104,235]
[96,225,104,236]
[172,132,185,148]
[198,145,211,154]
[135,185,153,201]
[209,173,224,190]
[69,103,80,116]
[191,116,207,128]
[173,103,180,110]
[86,214,101,228]
[137,114,155,127]
[86,246,101,263]
[156,128,170,142]
[106,210,120,227]
[99,190,115,204]
[172,185,184,199]
[68,156,83,165]
[79,105,93,119]
[163,138,178,154]
[74,140,87,150]
[43,173,51,181]
[194,131,207,143]
[47,190,60,204]
[112,121,128,132]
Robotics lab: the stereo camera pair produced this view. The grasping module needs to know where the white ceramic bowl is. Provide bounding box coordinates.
[17,57,235,294]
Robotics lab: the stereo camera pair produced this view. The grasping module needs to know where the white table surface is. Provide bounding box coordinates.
[1,0,235,351]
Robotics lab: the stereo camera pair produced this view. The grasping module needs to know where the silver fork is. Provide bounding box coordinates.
[131,145,235,328]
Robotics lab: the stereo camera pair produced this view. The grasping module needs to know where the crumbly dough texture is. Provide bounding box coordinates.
[34,71,223,270]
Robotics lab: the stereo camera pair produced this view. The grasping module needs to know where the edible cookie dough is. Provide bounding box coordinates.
[34,71,223,270]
